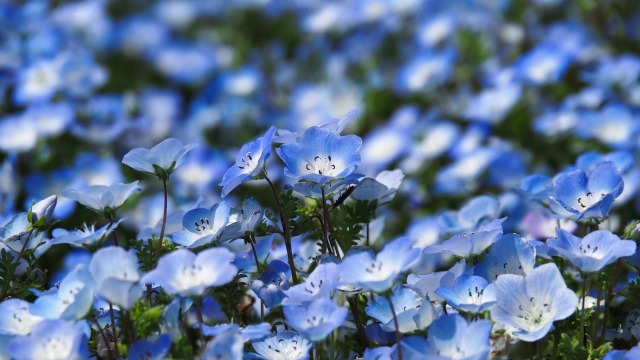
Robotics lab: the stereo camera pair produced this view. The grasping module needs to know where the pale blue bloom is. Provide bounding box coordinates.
[491,263,578,342]
[70,95,129,144]
[61,181,142,214]
[8,319,89,360]
[140,248,237,297]
[161,296,193,341]
[515,44,573,85]
[122,138,197,178]
[407,260,466,303]
[203,322,271,342]
[395,50,456,94]
[30,264,95,320]
[475,234,536,282]
[220,126,276,198]
[277,126,362,186]
[201,329,244,360]
[340,237,420,292]
[552,161,623,220]
[251,330,311,360]
[49,219,124,247]
[89,247,142,309]
[282,262,339,306]
[405,314,492,360]
[128,334,171,360]
[423,218,503,258]
[0,115,38,153]
[351,170,404,204]
[547,229,636,273]
[0,299,43,335]
[251,260,290,308]
[366,286,438,333]
[171,200,241,247]
[438,195,500,234]
[463,83,522,124]
[435,275,497,313]
[284,297,348,341]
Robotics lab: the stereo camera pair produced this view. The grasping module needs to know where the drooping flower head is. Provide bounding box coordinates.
[277,126,362,186]
[220,126,276,198]
[491,263,578,342]
[61,181,142,215]
[123,137,197,178]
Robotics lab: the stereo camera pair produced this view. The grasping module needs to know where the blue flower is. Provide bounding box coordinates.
[140,248,237,297]
[0,299,43,335]
[552,161,624,220]
[547,229,636,273]
[250,260,291,308]
[474,234,536,282]
[340,237,420,293]
[423,218,503,258]
[128,334,171,360]
[350,169,404,204]
[61,181,142,214]
[49,219,124,247]
[122,137,197,178]
[365,286,438,333]
[89,247,142,309]
[282,262,339,306]
[435,274,497,314]
[491,263,578,342]
[251,330,311,360]
[283,297,348,341]
[30,264,95,320]
[220,126,276,198]
[420,314,492,359]
[8,319,89,360]
[407,260,466,303]
[201,329,244,360]
[277,126,362,186]
[171,200,241,248]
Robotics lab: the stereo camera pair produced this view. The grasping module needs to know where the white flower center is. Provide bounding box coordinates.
[305,155,338,176]
[576,191,605,210]
[516,296,550,329]
[237,152,257,171]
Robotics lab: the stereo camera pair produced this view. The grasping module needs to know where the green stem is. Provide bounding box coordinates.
[347,296,367,352]
[599,259,622,345]
[264,173,298,284]
[15,229,34,265]
[91,316,115,360]
[108,302,118,357]
[592,277,602,342]
[580,274,587,347]
[249,234,262,273]
[158,176,168,258]
[386,293,403,360]
[320,187,332,256]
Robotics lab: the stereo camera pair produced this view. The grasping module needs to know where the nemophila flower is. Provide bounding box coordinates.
[603,344,640,360]
[547,229,636,273]
[0,299,43,335]
[234,234,274,273]
[283,297,348,341]
[423,218,503,258]
[122,137,197,178]
[171,200,240,248]
[366,286,438,333]
[49,219,124,247]
[282,262,339,306]
[203,322,272,342]
[576,151,640,205]
[350,169,404,204]
[340,236,419,292]
[394,50,456,94]
[475,233,536,282]
[551,161,623,220]
[515,44,573,85]
[234,196,264,233]
[30,195,57,227]
[31,264,95,320]
[70,95,129,145]
[12,59,61,105]
[8,319,89,360]
[161,296,193,341]
[491,263,578,342]
[577,105,640,149]
[408,259,466,303]
[185,295,226,325]
[61,181,142,214]
[277,126,362,186]
[463,83,522,124]
[128,334,171,360]
[201,329,244,360]
[0,212,30,243]
[403,314,492,360]
[89,247,142,309]
[220,126,276,198]
[275,109,359,144]
[140,248,237,297]
[251,330,312,360]
[251,260,291,308]
[434,148,499,195]
[435,274,497,313]
[438,195,500,234]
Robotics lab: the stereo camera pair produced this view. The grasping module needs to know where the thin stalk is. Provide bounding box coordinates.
[263,173,298,284]
[366,222,370,247]
[386,293,403,360]
[249,236,262,273]
[592,278,602,342]
[537,340,542,360]
[15,229,34,264]
[108,302,118,356]
[158,176,168,258]
[105,213,120,247]
[195,297,205,347]
[580,275,587,347]
[125,310,137,342]
[600,259,622,344]
[91,316,115,360]
[347,296,368,351]
[320,187,331,255]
